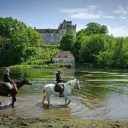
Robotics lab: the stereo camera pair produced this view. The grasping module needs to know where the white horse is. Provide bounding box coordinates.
[42,79,80,106]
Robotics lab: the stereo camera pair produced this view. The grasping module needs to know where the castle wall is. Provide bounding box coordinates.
[42,33,59,44]
[35,20,76,44]
[58,29,67,43]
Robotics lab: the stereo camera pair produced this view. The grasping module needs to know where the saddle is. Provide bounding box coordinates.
[54,83,64,92]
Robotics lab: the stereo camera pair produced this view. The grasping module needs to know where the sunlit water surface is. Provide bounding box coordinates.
[0,68,128,121]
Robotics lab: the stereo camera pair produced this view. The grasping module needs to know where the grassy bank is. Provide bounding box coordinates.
[0,115,128,128]
[10,63,72,69]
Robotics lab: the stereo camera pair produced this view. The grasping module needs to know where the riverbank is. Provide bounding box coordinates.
[0,115,128,128]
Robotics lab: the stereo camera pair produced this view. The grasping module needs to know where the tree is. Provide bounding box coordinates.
[80,34,105,63]
[0,17,42,66]
[60,29,76,51]
[72,41,81,61]
[27,27,42,46]
[85,22,108,35]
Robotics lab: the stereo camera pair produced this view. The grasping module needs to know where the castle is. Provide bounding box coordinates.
[34,20,76,44]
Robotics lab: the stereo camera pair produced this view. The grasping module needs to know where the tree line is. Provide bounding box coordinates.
[60,22,128,68]
[1,17,128,68]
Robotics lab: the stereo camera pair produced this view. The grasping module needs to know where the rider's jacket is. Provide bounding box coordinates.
[3,73,13,83]
[56,73,62,83]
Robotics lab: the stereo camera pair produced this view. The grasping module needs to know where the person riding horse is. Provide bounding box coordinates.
[56,69,66,97]
[2,68,18,95]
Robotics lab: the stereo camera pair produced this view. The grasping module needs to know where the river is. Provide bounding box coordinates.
[0,67,128,121]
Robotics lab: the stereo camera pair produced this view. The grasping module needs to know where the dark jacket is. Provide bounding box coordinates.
[56,72,62,83]
[3,73,13,83]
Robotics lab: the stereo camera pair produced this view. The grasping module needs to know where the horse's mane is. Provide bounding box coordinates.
[15,80,22,84]
[65,79,77,86]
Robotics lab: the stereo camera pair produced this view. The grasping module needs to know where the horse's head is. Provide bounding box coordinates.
[22,78,32,85]
[66,79,80,91]
[74,79,80,90]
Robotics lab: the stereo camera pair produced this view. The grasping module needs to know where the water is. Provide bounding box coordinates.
[0,68,128,121]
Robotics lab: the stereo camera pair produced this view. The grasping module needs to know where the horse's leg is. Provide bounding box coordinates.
[42,95,46,103]
[11,96,16,107]
[65,98,67,105]
[42,90,47,104]
[65,96,71,105]
[47,96,50,105]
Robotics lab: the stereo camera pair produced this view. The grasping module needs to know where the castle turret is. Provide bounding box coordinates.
[35,20,76,44]
[58,20,76,42]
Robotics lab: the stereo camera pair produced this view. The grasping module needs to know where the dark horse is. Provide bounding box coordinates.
[0,78,32,107]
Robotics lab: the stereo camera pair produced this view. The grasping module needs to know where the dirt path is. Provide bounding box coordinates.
[0,115,128,128]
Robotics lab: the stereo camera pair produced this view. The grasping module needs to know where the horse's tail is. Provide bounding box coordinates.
[42,89,46,98]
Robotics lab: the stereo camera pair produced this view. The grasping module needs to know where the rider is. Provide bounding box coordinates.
[56,69,66,97]
[2,68,18,94]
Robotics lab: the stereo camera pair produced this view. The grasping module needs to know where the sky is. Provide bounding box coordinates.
[0,0,128,37]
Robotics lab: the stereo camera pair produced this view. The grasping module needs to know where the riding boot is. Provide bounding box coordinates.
[59,88,63,97]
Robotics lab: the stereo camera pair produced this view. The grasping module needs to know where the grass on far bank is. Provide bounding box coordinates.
[10,63,72,69]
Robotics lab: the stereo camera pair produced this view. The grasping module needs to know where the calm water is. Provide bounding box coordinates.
[0,68,128,121]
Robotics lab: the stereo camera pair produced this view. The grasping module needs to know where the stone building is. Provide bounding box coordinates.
[34,20,76,44]
[52,51,75,67]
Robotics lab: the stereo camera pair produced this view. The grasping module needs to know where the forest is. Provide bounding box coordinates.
[0,17,128,68]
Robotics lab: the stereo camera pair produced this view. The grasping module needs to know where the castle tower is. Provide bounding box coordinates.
[35,20,76,44]
[58,20,76,43]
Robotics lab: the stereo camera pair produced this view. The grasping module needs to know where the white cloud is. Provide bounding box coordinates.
[121,16,127,19]
[76,24,86,32]
[114,5,128,20]
[114,6,128,15]
[108,26,128,37]
[60,5,114,19]
[103,16,115,19]
[70,12,101,19]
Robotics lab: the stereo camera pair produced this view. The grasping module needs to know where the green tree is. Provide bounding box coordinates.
[27,27,42,46]
[60,29,76,51]
[0,17,42,66]
[85,22,108,35]
[80,34,105,63]
[72,41,81,61]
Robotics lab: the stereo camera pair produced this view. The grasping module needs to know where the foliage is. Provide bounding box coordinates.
[0,17,42,66]
[75,22,128,68]
[22,45,60,66]
[85,22,108,35]
[1,17,128,69]
[60,29,76,51]
[27,27,42,46]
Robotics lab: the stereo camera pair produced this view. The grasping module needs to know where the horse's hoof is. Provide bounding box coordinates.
[43,105,49,109]
[43,102,49,109]
[8,103,12,106]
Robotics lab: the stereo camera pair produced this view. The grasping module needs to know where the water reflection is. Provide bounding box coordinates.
[0,68,128,121]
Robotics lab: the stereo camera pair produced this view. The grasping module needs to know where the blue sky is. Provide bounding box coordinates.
[0,0,128,37]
